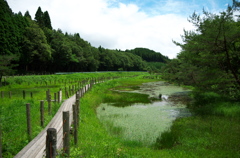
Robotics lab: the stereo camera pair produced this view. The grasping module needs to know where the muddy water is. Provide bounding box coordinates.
[97,81,192,146]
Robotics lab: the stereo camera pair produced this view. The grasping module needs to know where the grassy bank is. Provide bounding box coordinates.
[70,76,240,157]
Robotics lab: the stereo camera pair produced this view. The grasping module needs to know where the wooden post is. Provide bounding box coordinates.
[76,99,80,126]
[60,89,62,101]
[72,85,74,95]
[46,128,57,158]
[40,101,44,127]
[23,90,26,99]
[0,120,2,158]
[58,90,61,103]
[75,91,79,101]
[72,104,78,145]
[48,95,51,115]
[69,86,71,95]
[79,89,82,98]
[26,103,32,141]
[63,111,70,156]
[30,92,33,98]
[66,91,69,99]
[46,89,50,100]
[81,88,84,97]
[54,93,57,102]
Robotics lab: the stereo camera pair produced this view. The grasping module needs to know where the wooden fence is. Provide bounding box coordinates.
[13,82,93,158]
[0,76,131,158]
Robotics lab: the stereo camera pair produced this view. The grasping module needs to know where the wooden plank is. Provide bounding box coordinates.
[14,94,76,158]
[14,83,92,158]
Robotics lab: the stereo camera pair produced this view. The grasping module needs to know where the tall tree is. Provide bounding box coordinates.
[22,19,52,71]
[164,1,240,98]
[24,10,32,19]
[34,6,44,27]
[0,0,20,55]
[43,11,52,29]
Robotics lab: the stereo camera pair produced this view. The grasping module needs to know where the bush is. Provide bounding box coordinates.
[192,91,222,106]
[153,129,178,149]
[190,91,240,117]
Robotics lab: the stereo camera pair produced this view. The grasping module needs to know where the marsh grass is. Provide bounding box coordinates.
[72,76,240,158]
[114,85,141,91]
[102,91,151,107]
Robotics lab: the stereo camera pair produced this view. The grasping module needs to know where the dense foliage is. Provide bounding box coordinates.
[162,1,240,99]
[126,48,169,63]
[0,0,167,81]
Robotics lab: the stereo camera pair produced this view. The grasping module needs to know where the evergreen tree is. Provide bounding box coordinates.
[163,2,240,99]
[24,10,32,19]
[34,6,44,27]
[0,0,18,55]
[22,19,52,71]
[43,11,52,29]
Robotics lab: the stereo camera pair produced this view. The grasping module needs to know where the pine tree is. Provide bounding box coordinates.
[35,6,44,27]
[24,10,32,19]
[43,11,52,29]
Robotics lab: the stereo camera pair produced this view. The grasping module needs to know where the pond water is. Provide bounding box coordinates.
[96,81,192,146]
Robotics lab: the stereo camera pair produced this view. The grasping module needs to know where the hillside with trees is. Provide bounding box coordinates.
[126,48,170,72]
[162,1,240,99]
[0,0,167,79]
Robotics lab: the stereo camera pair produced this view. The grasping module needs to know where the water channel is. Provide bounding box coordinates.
[96,81,192,146]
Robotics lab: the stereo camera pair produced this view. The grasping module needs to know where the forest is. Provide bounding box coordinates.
[162,0,240,100]
[0,0,169,82]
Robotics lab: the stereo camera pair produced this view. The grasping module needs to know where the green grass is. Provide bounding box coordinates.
[102,91,150,107]
[169,116,240,157]
[69,76,240,158]
[2,73,239,157]
[0,72,148,157]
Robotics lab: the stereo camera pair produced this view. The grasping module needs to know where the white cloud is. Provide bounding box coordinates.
[7,0,195,59]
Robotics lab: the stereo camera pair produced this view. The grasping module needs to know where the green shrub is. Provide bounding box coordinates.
[189,91,238,116]
[192,91,222,106]
[153,128,178,149]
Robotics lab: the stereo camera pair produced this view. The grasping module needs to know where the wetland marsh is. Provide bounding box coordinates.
[97,81,192,146]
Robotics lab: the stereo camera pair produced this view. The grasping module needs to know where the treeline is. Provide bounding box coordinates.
[162,1,240,99]
[127,48,169,72]
[0,0,168,79]
[127,48,169,63]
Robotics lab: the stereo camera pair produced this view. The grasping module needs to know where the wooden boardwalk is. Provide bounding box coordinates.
[14,84,90,158]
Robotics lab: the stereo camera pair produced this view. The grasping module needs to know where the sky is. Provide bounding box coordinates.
[7,0,233,59]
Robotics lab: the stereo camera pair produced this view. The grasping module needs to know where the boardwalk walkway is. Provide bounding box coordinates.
[14,84,90,158]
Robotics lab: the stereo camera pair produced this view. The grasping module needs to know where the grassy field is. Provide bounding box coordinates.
[0,72,146,157]
[1,72,239,157]
[69,76,240,158]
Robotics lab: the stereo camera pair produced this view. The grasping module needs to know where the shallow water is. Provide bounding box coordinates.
[97,81,192,146]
